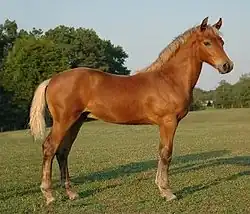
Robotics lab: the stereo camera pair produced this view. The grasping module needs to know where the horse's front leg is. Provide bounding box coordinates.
[155,116,178,201]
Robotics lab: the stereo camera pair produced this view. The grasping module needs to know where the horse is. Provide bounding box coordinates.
[29,17,234,205]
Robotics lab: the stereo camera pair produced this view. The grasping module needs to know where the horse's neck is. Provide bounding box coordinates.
[162,47,202,97]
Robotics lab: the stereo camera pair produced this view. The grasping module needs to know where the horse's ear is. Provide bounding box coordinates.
[200,17,209,31]
[213,18,222,30]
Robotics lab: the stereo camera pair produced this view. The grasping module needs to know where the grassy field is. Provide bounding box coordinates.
[0,108,250,214]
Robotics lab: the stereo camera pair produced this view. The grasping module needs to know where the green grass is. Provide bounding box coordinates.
[1,108,250,214]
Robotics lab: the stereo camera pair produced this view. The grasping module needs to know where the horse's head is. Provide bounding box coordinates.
[196,17,234,74]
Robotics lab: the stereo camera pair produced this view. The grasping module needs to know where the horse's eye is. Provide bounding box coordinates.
[204,41,211,46]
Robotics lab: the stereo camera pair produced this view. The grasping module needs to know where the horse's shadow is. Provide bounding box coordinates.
[72,149,250,199]
[176,170,249,199]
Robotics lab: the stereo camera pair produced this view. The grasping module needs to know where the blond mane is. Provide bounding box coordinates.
[134,25,221,74]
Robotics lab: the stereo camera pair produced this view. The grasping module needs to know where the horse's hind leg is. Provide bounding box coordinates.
[56,113,88,200]
[40,114,80,205]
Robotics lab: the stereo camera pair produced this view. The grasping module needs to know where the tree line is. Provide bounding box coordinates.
[190,74,250,111]
[0,19,249,131]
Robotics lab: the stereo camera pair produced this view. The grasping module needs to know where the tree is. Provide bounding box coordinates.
[233,74,250,107]
[2,36,70,101]
[0,19,18,69]
[214,80,233,108]
[189,99,205,111]
[44,26,130,75]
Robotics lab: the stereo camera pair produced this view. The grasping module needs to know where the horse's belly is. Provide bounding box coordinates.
[86,101,152,125]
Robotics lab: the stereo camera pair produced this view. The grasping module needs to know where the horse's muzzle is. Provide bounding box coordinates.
[218,61,234,74]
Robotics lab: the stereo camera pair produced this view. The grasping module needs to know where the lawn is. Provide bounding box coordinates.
[0,108,250,214]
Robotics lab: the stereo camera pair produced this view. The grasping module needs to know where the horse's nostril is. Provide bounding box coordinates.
[223,62,229,71]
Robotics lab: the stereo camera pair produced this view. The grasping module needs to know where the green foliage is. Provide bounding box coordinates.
[44,26,130,74]
[0,19,18,68]
[214,80,233,108]
[2,36,69,103]
[189,99,205,111]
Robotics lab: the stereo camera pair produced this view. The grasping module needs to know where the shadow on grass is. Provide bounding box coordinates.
[72,150,231,183]
[78,183,123,198]
[176,170,250,199]
[72,149,250,199]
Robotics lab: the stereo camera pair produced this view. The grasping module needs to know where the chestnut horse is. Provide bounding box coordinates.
[29,17,233,205]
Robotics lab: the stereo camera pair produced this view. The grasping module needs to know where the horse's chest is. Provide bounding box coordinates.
[147,94,190,122]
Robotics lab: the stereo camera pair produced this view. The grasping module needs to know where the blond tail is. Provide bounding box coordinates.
[29,78,51,141]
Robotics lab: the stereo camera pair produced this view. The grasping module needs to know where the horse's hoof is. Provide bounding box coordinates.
[67,191,79,200]
[160,190,177,201]
[165,193,177,201]
[46,196,55,205]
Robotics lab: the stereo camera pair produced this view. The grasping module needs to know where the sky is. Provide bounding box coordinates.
[0,0,249,90]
